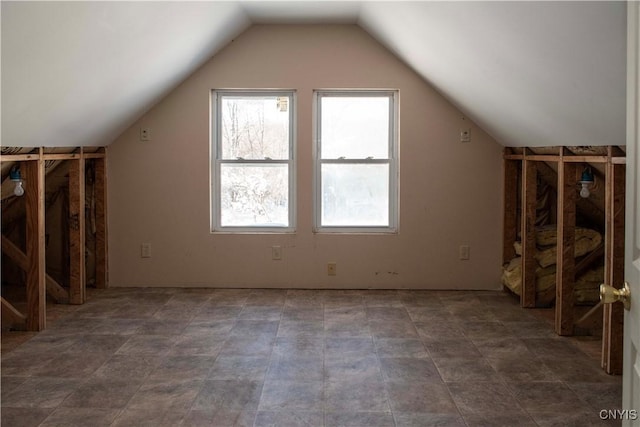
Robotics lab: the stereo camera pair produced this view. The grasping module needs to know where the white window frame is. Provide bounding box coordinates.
[313,89,399,233]
[210,89,296,233]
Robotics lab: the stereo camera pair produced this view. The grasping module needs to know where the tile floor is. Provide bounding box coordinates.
[1,288,622,426]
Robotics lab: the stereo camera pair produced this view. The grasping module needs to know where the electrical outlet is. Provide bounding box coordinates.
[141,243,151,258]
[328,262,337,276]
[459,245,470,260]
[140,128,151,141]
[460,128,471,143]
[272,246,282,260]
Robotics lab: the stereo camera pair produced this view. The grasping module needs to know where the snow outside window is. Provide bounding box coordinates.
[211,90,295,232]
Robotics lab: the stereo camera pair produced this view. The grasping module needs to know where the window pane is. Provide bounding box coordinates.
[321,96,389,159]
[220,164,289,227]
[221,96,290,160]
[321,164,389,226]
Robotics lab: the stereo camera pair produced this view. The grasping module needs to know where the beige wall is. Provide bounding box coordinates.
[108,24,504,289]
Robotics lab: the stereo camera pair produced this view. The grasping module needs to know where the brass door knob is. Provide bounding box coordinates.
[599,282,631,311]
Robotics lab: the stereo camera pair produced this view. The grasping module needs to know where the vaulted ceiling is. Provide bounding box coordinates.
[1,1,626,148]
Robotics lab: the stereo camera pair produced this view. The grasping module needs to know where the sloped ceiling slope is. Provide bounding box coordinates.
[1,1,626,148]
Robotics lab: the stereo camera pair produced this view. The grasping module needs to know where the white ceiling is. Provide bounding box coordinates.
[1,1,626,148]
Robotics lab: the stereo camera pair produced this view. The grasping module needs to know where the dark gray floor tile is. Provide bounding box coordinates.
[277,320,324,337]
[0,376,28,401]
[219,336,275,357]
[193,380,263,412]
[33,352,111,378]
[486,354,557,382]
[267,355,324,381]
[423,337,481,359]
[380,357,442,383]
[92,354,161,380]
[394,412,466,427]
[1,350,59,376]
[230,320,280,337]
[183,408,256,427]
[447,381,525,415]
[148,355,216,380]
[193,305,243,321]
[326,411,395,426]
[325,319,371,338]
[9,332,79,353]
[565,382,623,410]
[369,320,419,338]
[116,334,177,356]
[259,380,324,411]
[414,321,465,339]
[281,307,324,321]
[64,333,128,353]
[0,407,53,427]
[462,412,537,427]
[239,305,283,320]
[405,306,453,322]
[170,333,226,356]
[531,409,621,427]
[471,337,533,359]
[376,338,428,358]
[500,320,557,337]
[274,337,325,357]
[182,320,234,336]
[366,307,412,322]
[325,379,390,412]
[325,355,382,382]
[111,406,187,427]
[254,410,323,427]
[460,321,511,339]
[386,382,458,414]
[61,378,141,409]
[208,355,270,380]
[325,337,376,357]
[522,338,586,359]
[507,381,592,413]
[2,377,82,408]
[542,356,623,383]
[433,357,499,382]
[126,378,203,412]
[1,287,623,427]
[89,318,145,335]
[136,319,190,335]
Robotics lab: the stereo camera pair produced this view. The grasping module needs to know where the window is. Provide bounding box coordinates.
[211,90,295,232]
[314,90,399,232]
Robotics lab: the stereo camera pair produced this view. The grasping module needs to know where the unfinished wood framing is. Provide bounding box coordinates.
[602,160,626,374]
[94,154,109,289]
[24,157,46,331]
[1,146,108,330]
[555,159,577,335]
[521,158,538,308]
[503,155,519,264]
[68,152,86,304]
[1,235,69,303]
[502,145,626,374]
[1,296,26,330]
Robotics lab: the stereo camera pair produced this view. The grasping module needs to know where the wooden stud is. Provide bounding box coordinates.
[1,235,69,303]
[24,158,46,331]
[602,161,625,374]
[68,154,86,304]
[521,160,537,308]
[83,152,106,159]
[94,155,109,289]
[503,157,519,264]
[1,297,26,330]
[555,161,577,336]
